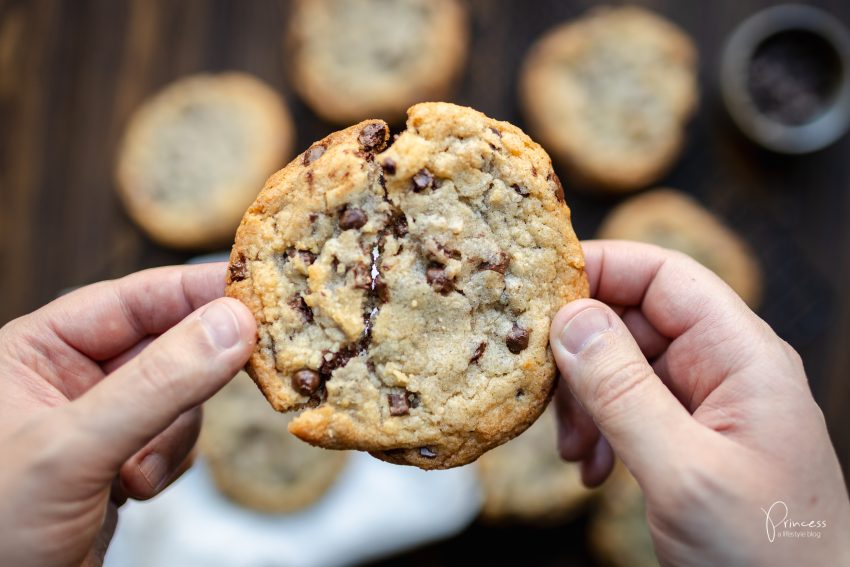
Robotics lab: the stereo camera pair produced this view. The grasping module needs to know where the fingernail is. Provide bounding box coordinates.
[559,308,612,355]
[139,452,168,491]
[200,301,241,349]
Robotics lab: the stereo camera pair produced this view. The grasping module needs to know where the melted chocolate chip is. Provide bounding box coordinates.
[470,342,487,364]
[488,126,502,138]
[358,123,388,151]
[319,344,359,377]
[512,183,530,197]
[381,157,397,175]
[419,447,437,459]
[412,168,434,192]
[388,392,410,416]
[438,243,462,260]
[375,274,390,302]
[506,324,530,354]
[548,171,566,203]
[478,251,509,274]
[229,255,248,282]
[297,250,317,265]
[391,212,408,237]
[352,263,371,289]
[291,368,321,395]
[339,207,368,230]
[426,263,454,294]
[303,144,326,165]
[288,295,313,323]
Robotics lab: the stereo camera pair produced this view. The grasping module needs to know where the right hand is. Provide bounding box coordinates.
[549,240,850,566]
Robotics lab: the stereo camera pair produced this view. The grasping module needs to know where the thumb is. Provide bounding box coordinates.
[550,299,698,481]
[62,297,256,475]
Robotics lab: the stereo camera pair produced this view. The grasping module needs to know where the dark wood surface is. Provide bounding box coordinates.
[2,1,850,565]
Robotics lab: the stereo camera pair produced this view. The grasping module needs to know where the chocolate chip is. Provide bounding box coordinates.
[309,212,319,223]
[516,388,525,398]
[229,254,248,282]
[506,324,530,354]
[339,207,368,230]
[426,263,453,294]
[412,168,434,192]
[388,392,410,416]
[303,144,326,165]
[470,342,487,364]
[438,243,462,260]
[319,344,359,377]
[548,171,565,203]
[381,157,397,175]
[352,263,371,289]
[531,166,538,177]
[375,274,390,302]
[478,251,509,274]
[288,295,313,323]
[297,250,317,265]
[488,126,502,138]
[358,122,389,152]
[291,368,321,396]
[419,447,437,459]
[391,212,408,237]
[512,183,530,197]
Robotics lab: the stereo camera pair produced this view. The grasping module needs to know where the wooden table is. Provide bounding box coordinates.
[2,1,849,565]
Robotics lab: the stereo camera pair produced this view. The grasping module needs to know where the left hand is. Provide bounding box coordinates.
[0,263,256,567]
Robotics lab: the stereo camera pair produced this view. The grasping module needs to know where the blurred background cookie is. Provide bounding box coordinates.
[199,372,348,513]
[477,408,594,522]
[287,0,468,124]
[590,465,659,567]
[116,73,294,249]
[520,6,698,192]
[597,189,763,308]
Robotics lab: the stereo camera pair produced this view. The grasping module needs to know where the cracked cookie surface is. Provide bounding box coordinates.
[226,102,587,469]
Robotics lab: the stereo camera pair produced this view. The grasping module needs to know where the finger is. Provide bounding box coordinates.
[554,380,599,461]
[621,308,670,361]
[580,435,614,488]
[550,299,702,485]
[100,336,156,375]
[36,263,230,362]
[60,297,255,477]
[119,407,202,500]
[582,240,750,338]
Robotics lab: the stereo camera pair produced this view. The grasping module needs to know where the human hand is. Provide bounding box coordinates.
[549,240,850,566]
[0,263,256,567]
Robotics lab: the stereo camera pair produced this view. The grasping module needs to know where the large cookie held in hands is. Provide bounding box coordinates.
[226,102,587,469]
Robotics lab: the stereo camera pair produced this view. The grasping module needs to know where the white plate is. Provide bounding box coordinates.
[105,453,482,567]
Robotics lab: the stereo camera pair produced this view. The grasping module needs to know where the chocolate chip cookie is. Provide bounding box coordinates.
[477,408,593,522]
[597,189,762,308]
[520,6,698,192]
[286,0,468,124]
[116,73,294,249]
[199,372,348,513]
[590,465,659,567]
[226,102,588,469]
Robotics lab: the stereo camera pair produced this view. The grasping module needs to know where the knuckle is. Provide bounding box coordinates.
[589,357,655,420]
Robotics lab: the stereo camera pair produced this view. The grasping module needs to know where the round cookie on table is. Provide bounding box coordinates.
[286,0,468,124]
[520,6,698,192]
[596,188,762,308]
[116,73,293,249]
[226,102,588,470]
[590,465,659,567]
[477,407,594,522]
[199,372,348,514]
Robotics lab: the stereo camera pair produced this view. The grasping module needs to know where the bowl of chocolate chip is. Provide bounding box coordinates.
[721,4,850,154]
